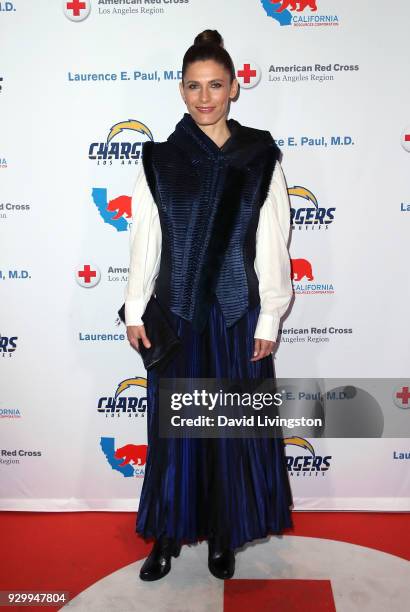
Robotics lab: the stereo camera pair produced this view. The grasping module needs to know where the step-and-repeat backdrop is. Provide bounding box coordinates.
[1,1,409,511]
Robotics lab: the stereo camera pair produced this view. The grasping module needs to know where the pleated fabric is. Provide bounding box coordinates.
[135,295,293,550]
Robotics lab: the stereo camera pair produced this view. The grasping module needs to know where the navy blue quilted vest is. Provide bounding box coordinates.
[141,112,281,333]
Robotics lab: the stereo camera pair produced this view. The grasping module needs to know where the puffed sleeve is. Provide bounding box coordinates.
[124,161,162,327]
[253,160,293,342]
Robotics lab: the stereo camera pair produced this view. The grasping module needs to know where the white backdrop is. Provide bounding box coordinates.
[1,0,409,511]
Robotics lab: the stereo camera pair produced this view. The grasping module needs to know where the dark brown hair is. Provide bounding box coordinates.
[181,29,236,84]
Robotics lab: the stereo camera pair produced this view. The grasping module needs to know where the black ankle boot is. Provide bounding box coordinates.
[208,535,235,580]
[139,535,182,581]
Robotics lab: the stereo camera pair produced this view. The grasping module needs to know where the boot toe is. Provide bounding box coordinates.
[139,562,171,581]
[139,536,181,581]
[208,549,235,579]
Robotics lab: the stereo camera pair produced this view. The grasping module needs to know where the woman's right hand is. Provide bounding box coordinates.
[126,325,152,353]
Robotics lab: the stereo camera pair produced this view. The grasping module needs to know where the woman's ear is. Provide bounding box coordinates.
[230,78,239,99]
[178,81,186,104]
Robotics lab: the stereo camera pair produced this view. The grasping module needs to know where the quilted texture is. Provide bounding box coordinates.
[142,112,281,332]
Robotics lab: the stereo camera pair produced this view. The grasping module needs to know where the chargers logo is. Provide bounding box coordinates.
[100,437,147,478]
[0,334,18,356]
[289,186,336,229]
[261,0,339,27]
[97,377,147,418]
[89,119,153,165]
[284,436,332,475]
[91,188,131,232]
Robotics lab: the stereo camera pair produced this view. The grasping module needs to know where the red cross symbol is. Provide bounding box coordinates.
[237,63,257,84]
[66,0,86,17]
[396,386,410,406]
[404,134,410,142]
[78,265,97,284]
[224,578,336,610]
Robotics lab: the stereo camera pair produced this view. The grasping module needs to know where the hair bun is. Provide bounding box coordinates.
[194,29,224,48]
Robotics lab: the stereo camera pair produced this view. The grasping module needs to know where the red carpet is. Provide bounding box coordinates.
[1,511,409,611]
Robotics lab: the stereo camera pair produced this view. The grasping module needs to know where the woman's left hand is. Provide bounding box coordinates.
[250,338,275,361]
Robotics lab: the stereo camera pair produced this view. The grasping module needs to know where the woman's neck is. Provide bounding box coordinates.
[195,116,231,149]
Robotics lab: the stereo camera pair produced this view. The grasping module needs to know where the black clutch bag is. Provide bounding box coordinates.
[118,295,181,371]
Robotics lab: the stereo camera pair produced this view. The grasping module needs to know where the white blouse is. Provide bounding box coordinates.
[124,160,293,342]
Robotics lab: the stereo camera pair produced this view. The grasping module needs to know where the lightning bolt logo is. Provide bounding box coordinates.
[107,120,153,143]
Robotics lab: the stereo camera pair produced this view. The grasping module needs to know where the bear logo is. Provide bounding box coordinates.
[275,0,318,12]
[291,258,314,281]
[107,195,132,220]
[114,443,147,467]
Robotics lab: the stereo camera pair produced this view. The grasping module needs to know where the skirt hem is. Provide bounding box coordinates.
[135,515,294,551]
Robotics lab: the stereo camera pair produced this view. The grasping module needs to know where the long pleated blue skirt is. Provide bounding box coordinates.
[135,295,293,550]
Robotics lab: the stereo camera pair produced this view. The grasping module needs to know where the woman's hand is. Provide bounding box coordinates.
[250,338,275,361]
[126,325,152,353]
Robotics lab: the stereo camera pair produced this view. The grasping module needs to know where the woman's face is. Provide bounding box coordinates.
[179,59,238,127]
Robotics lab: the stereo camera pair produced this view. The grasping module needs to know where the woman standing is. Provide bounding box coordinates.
[124,29,294,581]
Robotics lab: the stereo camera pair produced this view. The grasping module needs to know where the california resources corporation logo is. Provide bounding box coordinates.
[284,436,332,476]
[100,438,147,478]
[91,188,131,232]
[290,258,334,295]
[260,0,339,27]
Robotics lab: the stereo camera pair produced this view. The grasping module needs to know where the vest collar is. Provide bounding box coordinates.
[167,112,277,167]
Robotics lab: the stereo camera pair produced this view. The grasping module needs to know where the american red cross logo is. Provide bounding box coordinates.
[66,0,86,17]
[78,265,97,284]
[401,127,410,152]
[396,386,410,406]
[237,63,257,84]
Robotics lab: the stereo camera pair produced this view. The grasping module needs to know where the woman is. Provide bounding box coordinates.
[124,29,294,581]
